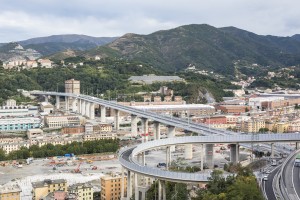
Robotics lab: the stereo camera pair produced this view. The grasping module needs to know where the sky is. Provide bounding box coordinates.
[0,0,299,42]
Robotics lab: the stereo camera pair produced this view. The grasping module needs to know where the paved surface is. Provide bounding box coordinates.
[264,166,280,200]
[0,158,122,185]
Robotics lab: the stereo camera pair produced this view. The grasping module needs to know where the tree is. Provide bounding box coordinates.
[0,148,6,161]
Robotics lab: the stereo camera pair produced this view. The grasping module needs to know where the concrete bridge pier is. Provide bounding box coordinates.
[141,118,149,142]
[131,115,138,137]
[114,109,120,130]
[184,144,193,160]
[167,126,176,152]
[89,103,95,119]
[81,100,86,116]
[72,98,77,113]
[65,96,69,112]
[270,143,274,158]
[55,96,60,110]
[230,143,240,164]
[78,99,81,113]
[296,142,300,150]
[205,144,214,168]
[200,144,204,170]
[100,106,106,122]
[127,170,132,200]
[154,122,161,140]
[85,102,90,118]
[44,95,49,102]
[158,180,166,200]
[166,146,171,170]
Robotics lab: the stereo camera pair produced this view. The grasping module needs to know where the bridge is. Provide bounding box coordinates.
[30,91,300,200]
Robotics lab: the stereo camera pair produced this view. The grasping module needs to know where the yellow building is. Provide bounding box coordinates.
[275,122,290,133]
[68,183,93,200]
[32,179,67,200]
[100,174,127,200]
[0,185,21,200]
[241,118,265,133]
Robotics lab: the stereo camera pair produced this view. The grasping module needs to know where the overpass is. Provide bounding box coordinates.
[30,91,300,200]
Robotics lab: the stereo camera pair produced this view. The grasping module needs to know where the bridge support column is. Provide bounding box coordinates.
[55,96,60,110]
[159,180,166,200]
[100,106,106,122]
[200,144,204,171]
[127,170,132,200]
[72,98,77,112]
[131,115,138,137]
[230,143,239,164]
[114,109,120,130]
[185,144,193,160]
[85,102,90,118]
[121,167,125,199]
[65,96,69,112]
[45,95,49,102]
[78,99,81,113]
[205,144,214,169]
[134,173,139,200]
[167,126,176,152]
[166,146,171,170]
[154,122,160,140]
[142,118,149,142]
[270,143,274,158]
[296,142,300,150]
[81,100,86,116]
[89,103,95,119]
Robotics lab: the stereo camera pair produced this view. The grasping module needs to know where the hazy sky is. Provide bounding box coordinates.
[0,0,299,42]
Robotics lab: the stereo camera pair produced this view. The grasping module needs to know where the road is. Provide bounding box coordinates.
[281,153,300,200]
[264,166,280,200]
[293,159,300,199]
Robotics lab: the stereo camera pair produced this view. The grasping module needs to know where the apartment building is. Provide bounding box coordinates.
[0,184,21,200]
[68,183,93,200]
[241,118,265,133]
[83,132,117,141]
[100,174,127,200]
[32,179,67,200]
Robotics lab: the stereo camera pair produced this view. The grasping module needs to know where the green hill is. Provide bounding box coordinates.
[78,24,300,73]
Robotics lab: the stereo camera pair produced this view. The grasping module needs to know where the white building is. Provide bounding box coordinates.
[248,97,284,110]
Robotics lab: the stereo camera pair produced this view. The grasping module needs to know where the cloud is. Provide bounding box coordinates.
[0,0,300,42]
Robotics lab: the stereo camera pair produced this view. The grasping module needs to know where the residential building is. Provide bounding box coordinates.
[275,122,290,133]
[5,99,17,107]
[241,118,265,133]
[44,116,82,128]
[0,142,30,154]
[100,174,127,200]
[40,102,54,114]
[0,184,21,200]
[62,125,85,134]
[65,79,80,94]
[26,60,38,68]
[38,59,52,68]
[27,128,43,139]
[68,183,93,200]
[32,179,67,200]
[92,123,113,133]
[83,132,117,141]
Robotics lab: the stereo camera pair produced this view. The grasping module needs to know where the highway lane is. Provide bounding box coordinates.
[265,166,280,200]
[282,153,300,200]
[293,159,300,199]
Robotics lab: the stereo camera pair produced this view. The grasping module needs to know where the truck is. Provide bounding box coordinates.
[271,159,277,166]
